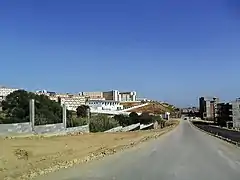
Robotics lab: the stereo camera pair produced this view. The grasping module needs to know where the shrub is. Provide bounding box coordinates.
[129,112,139,124]
[89,114,119,132]
[67,117,88,127]
[139,112,153,125]
[113,114,130,127]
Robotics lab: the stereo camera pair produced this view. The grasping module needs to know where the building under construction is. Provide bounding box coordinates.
[231,98,240,129]
[199,96,219,121]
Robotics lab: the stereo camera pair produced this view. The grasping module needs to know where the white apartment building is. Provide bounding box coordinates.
[0,86,18,102]
[86,99,123,111]
[49,96,59,102]
[102,90,137,102]
[119,91,137,102]
[60,95,86,111]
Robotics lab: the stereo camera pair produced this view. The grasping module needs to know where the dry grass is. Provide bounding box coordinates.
[0,120,179,180]
[127,103,172,114]
[120,102,143,108]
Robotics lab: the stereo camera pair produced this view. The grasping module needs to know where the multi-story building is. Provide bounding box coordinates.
[35,90,87,110]
[86,99,123,111]
[49,96,59,102]
[35,89,137,110]
[59,95,86,111]
[102,90,119,101]
[80,90,137,102]
[231,98,240,129]
[35,90,57,96]
[102,90,137,102]
[216,103,232,127]
[0,86,18,102]
[199,96,219,120]
[119,91,137,102]
[80,91,104,99]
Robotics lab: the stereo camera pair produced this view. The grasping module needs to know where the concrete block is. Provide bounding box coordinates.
[105,126,123,133]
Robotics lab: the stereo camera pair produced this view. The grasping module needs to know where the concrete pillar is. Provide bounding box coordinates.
[62,104,67,129]
[86,108,90,125]
[29,99,35,131]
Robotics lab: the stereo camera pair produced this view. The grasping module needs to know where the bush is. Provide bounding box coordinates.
[67,117,88,127]
[89,114,119,132]
[129,112,139,124]
[113,114,130,127]
[139,112,153,125]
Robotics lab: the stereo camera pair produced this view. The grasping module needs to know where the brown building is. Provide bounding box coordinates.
[81,91,103,99]
[216,103,232,127]
[103,91,116,101]
[199,97,219,120]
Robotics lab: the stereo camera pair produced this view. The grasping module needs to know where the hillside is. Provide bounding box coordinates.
[120,101,144,109]
[126,102,176,114]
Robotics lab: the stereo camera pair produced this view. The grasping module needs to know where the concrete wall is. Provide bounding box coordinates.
[66,125,89,133]
[34,124,89,134]
[34,123,65,134]
[0,123,89,136]
[0,122,32,135]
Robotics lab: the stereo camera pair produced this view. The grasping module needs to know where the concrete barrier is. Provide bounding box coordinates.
[190,120,240,147]
[140,123,154,130]
[121,123,140,132]
[104,126,123,133]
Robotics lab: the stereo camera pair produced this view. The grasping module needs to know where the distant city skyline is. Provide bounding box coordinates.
[0,84,239,108]
[1,0,240,107]
[2,83,240,108]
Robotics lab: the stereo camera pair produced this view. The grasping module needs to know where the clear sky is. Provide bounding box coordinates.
[0,0,240,107]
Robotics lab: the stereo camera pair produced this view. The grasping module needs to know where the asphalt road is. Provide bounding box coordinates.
[36,120,240,180]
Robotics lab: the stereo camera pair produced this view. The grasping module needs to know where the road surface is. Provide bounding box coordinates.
[36,120,240,180]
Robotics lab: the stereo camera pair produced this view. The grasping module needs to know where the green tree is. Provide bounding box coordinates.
[76,105,90,118]
[1,90,62,125]
[129,112,139,124]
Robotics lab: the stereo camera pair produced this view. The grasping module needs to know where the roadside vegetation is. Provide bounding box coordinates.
[0,90,62,125]
[0,91,180,180]
[0,90,167,132]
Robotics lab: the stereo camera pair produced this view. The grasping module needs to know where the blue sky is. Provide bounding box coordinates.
[0,0,240,107]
